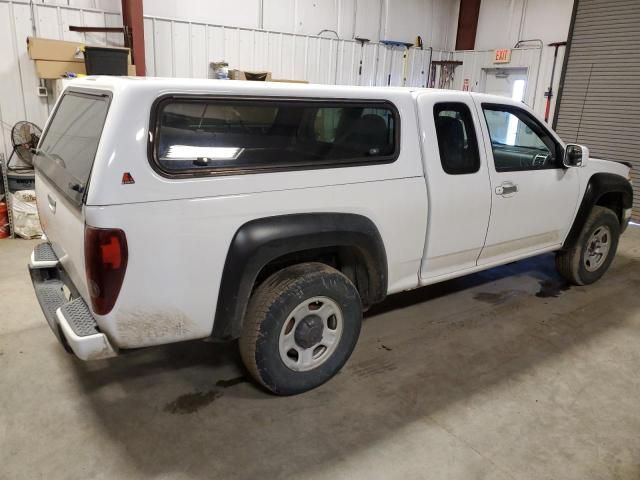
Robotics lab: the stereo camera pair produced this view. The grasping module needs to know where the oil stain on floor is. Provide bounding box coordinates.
[536,280,571,298]
[473,290,522,305]
[164,390,222,414]
[164,376,248,414]
[216,376,248,388]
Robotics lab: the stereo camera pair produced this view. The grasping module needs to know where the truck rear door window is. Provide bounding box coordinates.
[433,103,480,175]
[34,91,110,205]
[151,98,399,175]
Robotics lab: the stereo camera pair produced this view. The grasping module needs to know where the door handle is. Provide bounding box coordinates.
[47,194,56,213]
[495,183,518,196]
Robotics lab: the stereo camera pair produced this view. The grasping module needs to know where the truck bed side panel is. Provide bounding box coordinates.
[86,177,427,348]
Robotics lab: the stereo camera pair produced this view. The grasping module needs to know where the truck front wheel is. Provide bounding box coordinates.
[556,206,620,285]
[239,262,362,395]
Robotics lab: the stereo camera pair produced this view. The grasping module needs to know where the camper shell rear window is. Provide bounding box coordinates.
[34,90,110,206]
[149,96,400,177]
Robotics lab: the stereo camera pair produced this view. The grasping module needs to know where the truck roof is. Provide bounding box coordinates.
[63,75,487,101]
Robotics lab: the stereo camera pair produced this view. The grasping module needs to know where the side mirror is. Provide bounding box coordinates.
[563,144,589,168]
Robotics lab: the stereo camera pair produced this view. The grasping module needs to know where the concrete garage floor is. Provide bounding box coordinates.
[2,228,640,480]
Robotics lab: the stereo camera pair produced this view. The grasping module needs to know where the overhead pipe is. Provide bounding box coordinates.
[317,29,340,39]
[516,0,529,44]
[317,30,340,85]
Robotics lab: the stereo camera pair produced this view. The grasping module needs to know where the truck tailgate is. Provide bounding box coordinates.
[33,89,111,306]
[35,173,90,302]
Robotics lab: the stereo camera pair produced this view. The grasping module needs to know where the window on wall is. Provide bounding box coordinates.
[483,105,561,172]
[152,98,399,175]
[433,102,481,175]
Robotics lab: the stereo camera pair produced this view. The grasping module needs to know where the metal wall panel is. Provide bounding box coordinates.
[0,0,122,160]
[143,15,441,88]
[555,0,640,220]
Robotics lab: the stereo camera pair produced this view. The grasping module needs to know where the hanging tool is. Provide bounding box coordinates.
[380,40,413,86]
[354,37,370,86]
[544,41,567,123]
[431,60,463,89]
[424,46,433,88]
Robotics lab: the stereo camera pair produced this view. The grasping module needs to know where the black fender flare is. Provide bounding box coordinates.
[212,213,388,340]
[563,172,633,249]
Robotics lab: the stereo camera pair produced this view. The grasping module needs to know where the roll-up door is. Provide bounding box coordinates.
[554,0,640,220]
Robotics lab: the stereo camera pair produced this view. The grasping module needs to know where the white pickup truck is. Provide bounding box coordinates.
[29,77,633,395]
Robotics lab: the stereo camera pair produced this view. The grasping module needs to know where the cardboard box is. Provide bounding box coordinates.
[27,37,84,62]
[34,60,86,79]
[28,37,133,65]
[36,61,137,79]
[271,78,309,84]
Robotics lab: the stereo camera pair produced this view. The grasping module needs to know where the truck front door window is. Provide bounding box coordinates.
[483,106,560,172]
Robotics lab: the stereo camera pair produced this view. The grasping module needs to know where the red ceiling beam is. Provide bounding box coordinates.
[455,0,482,51]
[121,0,145,76]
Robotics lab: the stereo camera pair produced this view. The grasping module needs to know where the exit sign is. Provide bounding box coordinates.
[494,48,512,64]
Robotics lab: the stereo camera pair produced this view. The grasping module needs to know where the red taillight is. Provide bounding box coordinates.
[84,226,128,315]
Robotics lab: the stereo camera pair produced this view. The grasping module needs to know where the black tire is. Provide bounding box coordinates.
[556,206,620,285]
[239,262,362,395]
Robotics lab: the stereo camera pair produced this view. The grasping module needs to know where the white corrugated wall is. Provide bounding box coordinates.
[0,0,123,160]
[143,15,444,88]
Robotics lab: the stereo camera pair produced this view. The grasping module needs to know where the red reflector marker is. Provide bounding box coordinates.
[122,172,135,184]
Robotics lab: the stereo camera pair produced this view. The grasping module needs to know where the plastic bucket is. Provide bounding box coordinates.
[0,202,9,239]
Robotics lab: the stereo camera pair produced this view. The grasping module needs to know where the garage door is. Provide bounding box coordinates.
[554,0,640,221]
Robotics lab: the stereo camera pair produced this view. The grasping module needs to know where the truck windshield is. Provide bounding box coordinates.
[34,91,109,206]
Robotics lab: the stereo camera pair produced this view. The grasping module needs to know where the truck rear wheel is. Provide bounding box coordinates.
[556,206,620,285]
[239,262,362,395]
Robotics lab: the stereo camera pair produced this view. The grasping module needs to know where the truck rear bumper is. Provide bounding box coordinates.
[29,243,117,361]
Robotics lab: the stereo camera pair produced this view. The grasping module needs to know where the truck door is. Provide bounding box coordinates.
[473,98,580,265]
[416,92,492,281]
